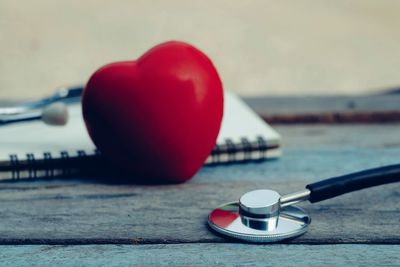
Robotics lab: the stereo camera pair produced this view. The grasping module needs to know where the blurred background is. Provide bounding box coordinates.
[1,0,400,99]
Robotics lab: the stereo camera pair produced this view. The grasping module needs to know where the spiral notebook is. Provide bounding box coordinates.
[0,91,281,181]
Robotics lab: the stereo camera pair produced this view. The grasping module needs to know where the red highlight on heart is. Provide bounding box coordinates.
[82,41,224,183]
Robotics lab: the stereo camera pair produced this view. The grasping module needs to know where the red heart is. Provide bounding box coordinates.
[82,41,224,183]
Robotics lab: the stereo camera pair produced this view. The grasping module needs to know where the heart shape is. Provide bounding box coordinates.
[82,41,224,183]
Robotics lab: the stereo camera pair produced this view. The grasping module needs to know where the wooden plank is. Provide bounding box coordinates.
[0,125,399,244]
[0,244,399,266]
[244,95,400,123]
[263,111,400,124]
[244,94,400,114]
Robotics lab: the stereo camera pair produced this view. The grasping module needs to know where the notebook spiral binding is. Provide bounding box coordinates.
[205,136,273,165]
[5,149,101,181]
[2,136,276,181]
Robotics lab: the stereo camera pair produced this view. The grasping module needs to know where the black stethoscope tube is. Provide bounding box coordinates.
[306,164,400,203]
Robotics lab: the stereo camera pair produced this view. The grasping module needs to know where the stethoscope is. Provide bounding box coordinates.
[0,86,82,126]
[208,164,400,243]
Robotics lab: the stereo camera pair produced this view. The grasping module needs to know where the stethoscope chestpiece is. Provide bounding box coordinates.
[208,164,400,243]
[208,189,311,243]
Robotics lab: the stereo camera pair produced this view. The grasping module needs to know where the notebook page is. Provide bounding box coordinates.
[218,92,281,145]
[0,91,280,161]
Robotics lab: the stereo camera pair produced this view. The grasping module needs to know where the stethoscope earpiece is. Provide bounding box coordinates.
[0,102,69,126]
[41,102,69,126]
[0,85,82,127]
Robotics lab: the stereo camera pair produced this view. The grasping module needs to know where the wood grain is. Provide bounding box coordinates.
[0,125,399,245]
[1,244,399,266]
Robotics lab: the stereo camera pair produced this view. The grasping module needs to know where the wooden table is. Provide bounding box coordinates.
[1,101,400,265]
